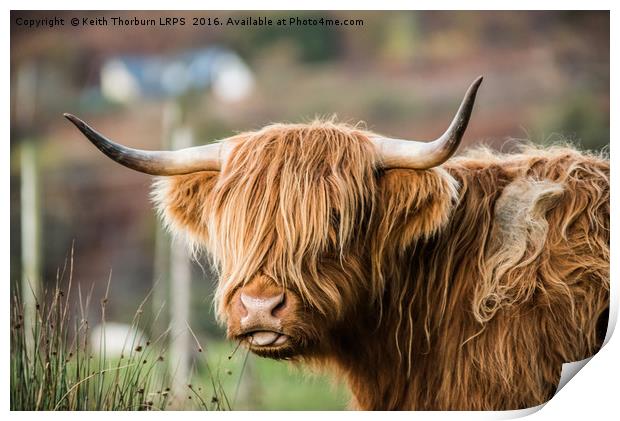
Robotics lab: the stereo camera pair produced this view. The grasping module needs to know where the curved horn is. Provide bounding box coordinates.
[372,76,483,169]
[63,113,228,175]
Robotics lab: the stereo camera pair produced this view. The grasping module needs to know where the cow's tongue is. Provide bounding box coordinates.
[249,331,279,346]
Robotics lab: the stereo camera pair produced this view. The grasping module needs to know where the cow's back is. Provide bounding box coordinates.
[424,145,610,409]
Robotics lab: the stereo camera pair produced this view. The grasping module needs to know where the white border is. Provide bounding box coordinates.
[3,2,618,420]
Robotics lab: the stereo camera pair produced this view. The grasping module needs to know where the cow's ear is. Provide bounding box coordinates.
[376,168,459,250]
[151,171,220,247]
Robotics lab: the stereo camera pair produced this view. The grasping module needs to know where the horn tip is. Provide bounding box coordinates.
[63,113,89,131]
[63,113,80,124]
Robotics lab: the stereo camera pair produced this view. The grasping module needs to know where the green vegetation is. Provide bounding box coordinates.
[12,287,161,409]
[198,341,349,410]
[11,254,231,411]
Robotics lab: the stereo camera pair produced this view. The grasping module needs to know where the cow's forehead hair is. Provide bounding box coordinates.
[206,120,380,315]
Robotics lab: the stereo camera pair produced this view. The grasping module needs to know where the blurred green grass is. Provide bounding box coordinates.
[196,340,350,410]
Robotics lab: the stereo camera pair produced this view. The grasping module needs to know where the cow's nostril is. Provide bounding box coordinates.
[239,292,285,321]
[271,294,286,317]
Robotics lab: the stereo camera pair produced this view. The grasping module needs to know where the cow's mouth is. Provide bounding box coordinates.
[244,330,289,348]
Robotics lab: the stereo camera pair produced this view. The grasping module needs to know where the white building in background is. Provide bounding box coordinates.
[90,322,148,358]
[100,47,254,104]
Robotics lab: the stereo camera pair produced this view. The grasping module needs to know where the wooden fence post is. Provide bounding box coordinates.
[154,102,194,399]
[16,62,41,347]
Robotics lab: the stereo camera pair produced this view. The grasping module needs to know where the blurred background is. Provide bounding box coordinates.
[10,10,609,410]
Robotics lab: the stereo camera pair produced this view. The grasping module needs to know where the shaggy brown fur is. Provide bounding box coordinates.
[152,120,609,410]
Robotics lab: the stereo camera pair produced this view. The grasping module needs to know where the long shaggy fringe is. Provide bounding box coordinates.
[152,122,609,410]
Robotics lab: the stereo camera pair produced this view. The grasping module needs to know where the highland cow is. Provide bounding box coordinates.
[64,77,609,410]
